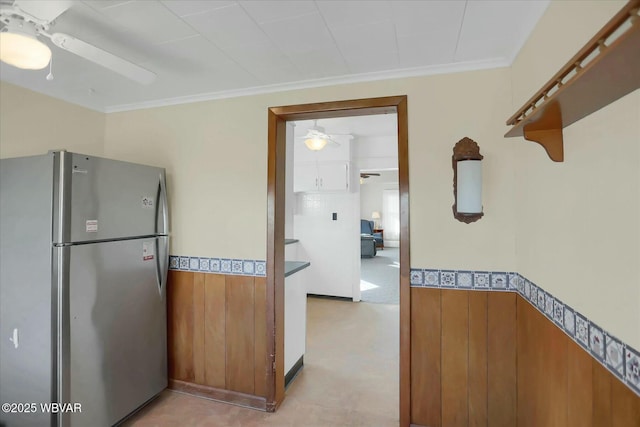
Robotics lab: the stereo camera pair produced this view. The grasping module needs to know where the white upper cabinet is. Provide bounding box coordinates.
[317,162,349,191]
[293,161,349,193]
[293,135,352,193]
[293,161,319,193]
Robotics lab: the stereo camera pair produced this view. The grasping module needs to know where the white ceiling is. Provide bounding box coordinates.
[293,113,397,140]
[0,0,549,113]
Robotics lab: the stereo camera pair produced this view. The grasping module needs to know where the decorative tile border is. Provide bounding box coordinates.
[410,268,640,397]
[169,255,266,277]
[409,268,517,291]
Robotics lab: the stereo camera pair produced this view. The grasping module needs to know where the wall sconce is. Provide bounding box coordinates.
[452,137,483,223]
[371,211,381,229]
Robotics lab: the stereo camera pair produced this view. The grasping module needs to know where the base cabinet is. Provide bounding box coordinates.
[285,269,307,378]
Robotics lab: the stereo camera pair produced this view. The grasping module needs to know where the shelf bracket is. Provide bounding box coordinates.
[522,102,564,162]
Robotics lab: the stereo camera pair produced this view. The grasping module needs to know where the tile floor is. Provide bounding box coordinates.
[123,297,399,426]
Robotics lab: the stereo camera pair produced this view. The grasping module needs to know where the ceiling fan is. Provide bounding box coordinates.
[359,172,380,185]
[297,120,352,151]
[360,173,380,179]
[0,0,156,84]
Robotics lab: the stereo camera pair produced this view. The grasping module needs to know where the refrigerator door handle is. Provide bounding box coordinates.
[155,236,169,296]
[154,172,169,296]
[9,328,19,349]
[156,173,169,236]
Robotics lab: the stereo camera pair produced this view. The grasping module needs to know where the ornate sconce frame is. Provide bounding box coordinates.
[452,137,483,223]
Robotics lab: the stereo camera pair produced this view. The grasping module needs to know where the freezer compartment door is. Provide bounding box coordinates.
[56,152,168,244]
[66,238,167,427]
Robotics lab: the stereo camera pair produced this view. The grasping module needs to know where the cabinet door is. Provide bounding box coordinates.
[318,162,349,191]
[293,161,319,192]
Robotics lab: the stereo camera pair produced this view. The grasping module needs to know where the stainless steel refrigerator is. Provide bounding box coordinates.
[0,151,169,427]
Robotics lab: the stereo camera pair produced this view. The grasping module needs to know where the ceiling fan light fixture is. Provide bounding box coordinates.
[304,137,328,151]
[0,21,51,70]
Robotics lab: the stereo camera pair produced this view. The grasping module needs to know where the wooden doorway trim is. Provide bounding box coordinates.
[266,96,410,426]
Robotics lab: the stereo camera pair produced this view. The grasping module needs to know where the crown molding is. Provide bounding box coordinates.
[103,58,510,113]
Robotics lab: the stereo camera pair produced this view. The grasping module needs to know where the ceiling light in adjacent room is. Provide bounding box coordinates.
[304,137,328,151]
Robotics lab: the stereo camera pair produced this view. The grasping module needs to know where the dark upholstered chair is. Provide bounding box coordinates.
[360,219,383,248]
[361,235,376,258]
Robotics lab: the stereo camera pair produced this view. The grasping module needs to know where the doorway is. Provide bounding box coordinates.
[266,96,410,426]
[360,170,400,304]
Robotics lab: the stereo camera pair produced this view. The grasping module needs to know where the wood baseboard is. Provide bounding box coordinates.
[169,379,267,411]
[307,294,352,302]
[285,355,304,388]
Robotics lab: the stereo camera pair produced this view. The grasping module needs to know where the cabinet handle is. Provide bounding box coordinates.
[316,177,318,188]
[320,178,323,187]
[345,164,349,189]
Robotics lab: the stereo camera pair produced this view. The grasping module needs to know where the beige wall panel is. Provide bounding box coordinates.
[102,68,517,272]
[0,82,105,159]
[510,0,640,349]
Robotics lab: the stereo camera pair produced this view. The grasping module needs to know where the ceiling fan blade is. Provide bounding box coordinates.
[49,32,156,85]
[325,135,340,145]
[14,0,72,22]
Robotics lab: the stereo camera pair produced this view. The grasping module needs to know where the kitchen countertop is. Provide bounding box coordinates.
[285,261,310,277]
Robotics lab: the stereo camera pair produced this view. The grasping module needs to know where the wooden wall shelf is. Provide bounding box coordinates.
[505,1,640,162]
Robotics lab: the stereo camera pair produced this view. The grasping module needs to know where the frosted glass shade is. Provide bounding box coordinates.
[304,137,327,151]
[0,31,51,70]
[456,160,482,214]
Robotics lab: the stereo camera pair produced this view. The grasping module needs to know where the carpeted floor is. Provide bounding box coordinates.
[360,247,399,304]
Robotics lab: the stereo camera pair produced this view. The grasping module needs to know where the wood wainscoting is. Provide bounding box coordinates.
[410,288,517,427]
[167,270,268,410]
[517,297,640,427]
[410,287,640,427]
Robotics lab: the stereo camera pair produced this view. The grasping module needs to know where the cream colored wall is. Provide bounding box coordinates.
[0,0,634,352]
[406,68,516,271]
[511,0,626,106]
[103,68,517,270]
[103,97,270,259]
[0,82,105,159]
[511,0,640,348]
